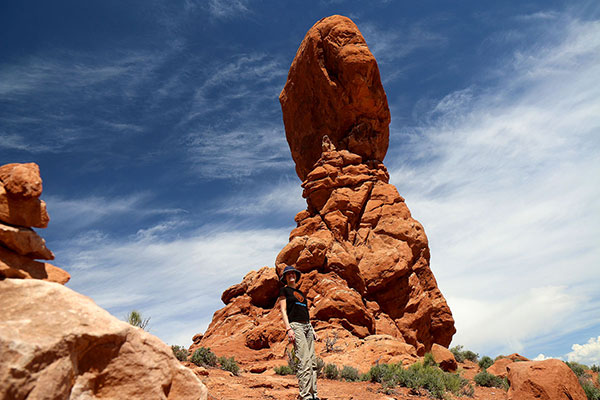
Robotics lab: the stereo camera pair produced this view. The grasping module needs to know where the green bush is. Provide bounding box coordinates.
[124,310,150,331]
[581,377,600,400]
[424,352,437,367]
[190,347,217,367]
[364,361,471,400]
[591,364,600,373]
[479,356,494,370]
[323,363,339,380]
[274,365,294,375]
[218,356,240,376]
[171,345,188,362]
[567,361,589,378]
[316,357,325,376]
[463,350,479,362]
[450,345,465,363]
[341,365,360,381]
[285,347,300,373]
[450,345,479,363]
[474,370,507,389]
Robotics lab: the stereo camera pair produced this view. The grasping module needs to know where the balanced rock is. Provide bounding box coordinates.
[0,279,208,400]
[0,162,69,283]
[280,15,390,180]
[196,15,454,368]
[507,359,586,400]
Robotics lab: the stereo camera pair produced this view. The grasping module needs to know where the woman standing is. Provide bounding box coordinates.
[278,265,320,400]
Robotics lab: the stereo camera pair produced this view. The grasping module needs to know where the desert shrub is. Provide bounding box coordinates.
[479,356,494,370]
[450,345,465,363]
[274,365,294,375]
[360,361,473,399]
[463,350,479,362]
[171,345,188,362]
[495,355,506,361]
[424,352,437,367]
[285,346,300,373]
[323,363,339,380]
[341,365,360,381]
[449,345,478,363]
[190,347,217,367]
[591,364,600,373]
[580,377,600,400]
[567,361,589,378]
[460,383,475,397]
[218,356,240,376]
[316,357,325,376]
[124,310,150,331]
[474,370,506,389]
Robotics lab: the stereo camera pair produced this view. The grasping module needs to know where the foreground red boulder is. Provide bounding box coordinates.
[507,359,586,400]
[0,279,207,399]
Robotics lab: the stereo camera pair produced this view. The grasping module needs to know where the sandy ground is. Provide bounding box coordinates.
[195,361,509,400]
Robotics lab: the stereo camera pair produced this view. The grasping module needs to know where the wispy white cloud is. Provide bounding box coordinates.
[185,124,293,179]
[185,53,286,121]
[59,223,290,346]
[216,180,303,216]
[207,0,251,19]
[45,194,185,232]
[566,336,600,365]
[387,16,600,357]
[360,21,447,64]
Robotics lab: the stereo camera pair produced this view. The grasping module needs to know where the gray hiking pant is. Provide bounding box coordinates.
[290,322,318,400]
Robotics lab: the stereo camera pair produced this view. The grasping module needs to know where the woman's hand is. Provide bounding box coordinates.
[287,328,295,343]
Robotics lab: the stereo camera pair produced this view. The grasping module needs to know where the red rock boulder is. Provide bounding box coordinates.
[431,344,458,372]
[0,279,207,400]
[507,359,586,400]
[0,162,69,284]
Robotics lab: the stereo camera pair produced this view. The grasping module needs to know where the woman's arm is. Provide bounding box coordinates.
[279,296,295,342]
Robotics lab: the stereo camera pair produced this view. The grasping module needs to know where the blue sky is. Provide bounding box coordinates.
[1,0,599,364]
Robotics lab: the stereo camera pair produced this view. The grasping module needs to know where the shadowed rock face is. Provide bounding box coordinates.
[280,15,390,181]
[196,15,454,365]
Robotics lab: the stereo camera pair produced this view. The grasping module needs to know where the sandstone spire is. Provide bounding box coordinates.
[194,15,455,369]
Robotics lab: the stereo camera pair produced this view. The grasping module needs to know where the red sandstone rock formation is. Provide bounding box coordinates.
[195,15,454,368]
[0,162,69,284]
[280,15,390,180]
[507,359,586,400]
[0,279,208,400]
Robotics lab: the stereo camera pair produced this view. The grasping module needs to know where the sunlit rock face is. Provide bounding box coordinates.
[279,15,390,181]
[0,162,69,284]
[195,15,455,368]
[0,279,208,400]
